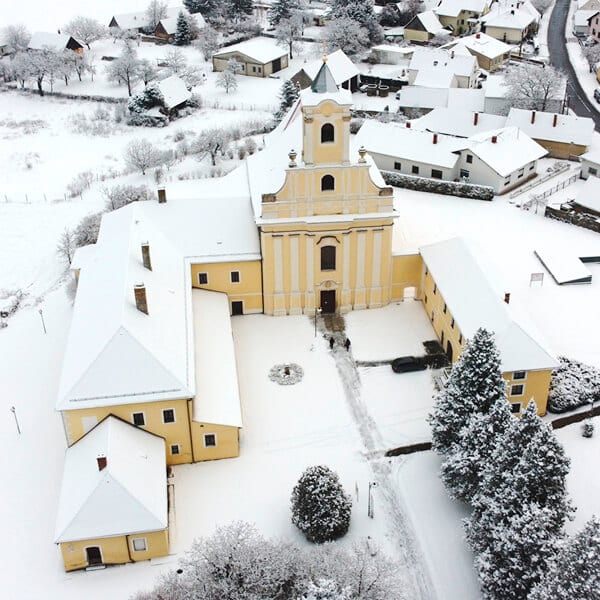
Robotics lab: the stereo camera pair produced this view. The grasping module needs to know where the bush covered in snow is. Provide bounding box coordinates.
[381,170,494,201]
[547,356,600,413]
[73,212,103,247]
[102,184,152,211]
[131,522,404,600]
[582,419,595,438]
[291,465,352,543]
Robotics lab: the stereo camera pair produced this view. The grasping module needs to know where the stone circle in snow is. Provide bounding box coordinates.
[269,363,304,385]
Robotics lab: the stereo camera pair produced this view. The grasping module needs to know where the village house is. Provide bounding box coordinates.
[579,149,600,179]
[409,107,507,138]
[212,37,288,77]
[578,0,600,11]
[480,0,540,44]
[408,47,479,89]
[396,86,485,113]
[586,10,600,41]
[55,62,559,571]
[28,32,84,55]
[291,49,360,92]
[155,11,204,43]
[434,0,493,35]
[54,417,168,572]
[157,75,192,112]
[403,10,450,43]
[505,108,594,158]
[442,32,512,71]
[574,9,597,36]
[108,6,187,33]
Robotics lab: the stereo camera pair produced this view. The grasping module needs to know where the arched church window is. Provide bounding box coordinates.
[321,246,336,271]
[321,175,335,191]
[321,123,335,143]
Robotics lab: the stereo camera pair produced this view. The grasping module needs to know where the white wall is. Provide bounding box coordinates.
[369,151,458,180]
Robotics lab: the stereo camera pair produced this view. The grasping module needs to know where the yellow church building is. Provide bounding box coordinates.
[55,61,557,571]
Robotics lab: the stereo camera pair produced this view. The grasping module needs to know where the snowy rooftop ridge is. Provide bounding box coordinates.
[157,75,191,110]
[420,237,558,372]
[213,37,288,64]
[301,49,359,87]
[28,32,80,51]
[435,0,491,18]
[409,47,477,78]
[54,416,167,543]
[443,32,512,59]
[409,107,507,138]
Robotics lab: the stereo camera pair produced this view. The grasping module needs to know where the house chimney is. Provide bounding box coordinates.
[491,135,497,143]
[531,110,536,124]
[406,121,411,128]
[473,112,479,126]
[157,185,166,204]
[134,283,148,315]
[141,242,152,271]
[451,50,455,59]
[97,455,107,471]
[504,292,510,304]
[553,113,558,127]
[476,33,481,38]
[433,133,438,144]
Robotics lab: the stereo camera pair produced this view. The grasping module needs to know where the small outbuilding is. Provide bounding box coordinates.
[579,149,600,179]
[212,38,289,77]
[403,10,448,43]
[28,32,84,55]
[291,50,360,91]
[157,75,192,111]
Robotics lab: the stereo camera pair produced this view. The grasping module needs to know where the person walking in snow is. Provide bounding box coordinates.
[329,336,335,350]
[344,338,351,351]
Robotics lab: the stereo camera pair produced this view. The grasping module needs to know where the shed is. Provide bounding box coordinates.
[403,10,448,43]
[157,75,192,111]
[212,37,289,77]
[28,32,84,55]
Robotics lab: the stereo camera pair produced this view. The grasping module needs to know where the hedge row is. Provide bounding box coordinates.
[381,170,494,201]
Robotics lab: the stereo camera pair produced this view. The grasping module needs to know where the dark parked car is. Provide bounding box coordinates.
[594,89,600,103]
[391,356,427,373]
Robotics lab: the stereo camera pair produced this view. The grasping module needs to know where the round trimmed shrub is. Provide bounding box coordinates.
[291,465,352,543]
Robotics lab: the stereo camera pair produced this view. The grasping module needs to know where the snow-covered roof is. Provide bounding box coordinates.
[28,32,80,51]
[355,120,465,169]
[484,74,508,98]
[157,12,205,35]
[534,247,592,285]
[57,190,259,412]
[574,175,600,214]
[410,107,507,138]
[300,49,359,86]
[481,5,538,29]
[110,5,186,30]
[580,149,600,164]
[435,0,490,18]
[54,416,167,543]
[505,108,594,146]
[397,85,450,109]
[371,44,414,56]
[445,32,512,59]
[157,75,191,110]
[447,88,486,111]
[213,37,288,64]
[414,69,457,88]
[578,0,600,9]
[420,237,558,372]
[464,126,547,177]
[192,290,242,427]
[575,9,598,26]
[411,10,446,33]
[70,244,96,273]
[409,47,477,78]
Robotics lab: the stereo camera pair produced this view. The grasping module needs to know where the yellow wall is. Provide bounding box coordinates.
[503,369,552,416]
[63,399,194,465]
[190,260,263,314]
[403,29,431,43]
[59,530,168,572]
[391,253,423,300]
[190,418,240,461]
[534,139,586,159]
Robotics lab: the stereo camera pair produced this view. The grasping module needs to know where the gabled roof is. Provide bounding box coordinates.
[301,49,359,86]
[409,47,477,78]
[213,37,288,64]
[444,32,512,59]
[54,416,167,543]
[574,175,600,213]
[447,87,486,111]
[397,85,450,109]
[481,5,538,29]
[157,12,205,35]
[110,5,186,30]
[28,32,81,51]
[420,237,558,372]
[505,108,594,146]
[355,120,465,169]
[413,69,457,88]
[577,9,599,26]
[410,107,507,137]
[406,10,446,33]
[157,74,191,110]
[435,0,491,18]
[463,126,547,177]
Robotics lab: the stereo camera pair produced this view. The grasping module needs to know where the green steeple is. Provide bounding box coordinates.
[311,59,338,93]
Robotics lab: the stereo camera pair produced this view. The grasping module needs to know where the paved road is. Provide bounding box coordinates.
[548,0,600,130]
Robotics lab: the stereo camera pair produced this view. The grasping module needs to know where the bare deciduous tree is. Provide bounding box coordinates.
[106,45,142,96]
[194,24,220,60]
[163,48,187,74]
[2,24,31,53]
[504,63,565,112]
[56,228,76,265]
[124,139,162,175]
[146,0,169,31]
[64,16,107,49]
[275,13,303,59]
[191,128,230,165]
[326,16,370,55]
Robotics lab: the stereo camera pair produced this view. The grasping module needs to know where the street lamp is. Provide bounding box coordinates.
[368,481,378,518]
[314,306,322,337]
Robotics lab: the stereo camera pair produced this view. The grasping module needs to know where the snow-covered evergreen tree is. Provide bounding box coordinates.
[528,517,600,600]
[473,503,562,600]
[224,0,254,22]
[183,0,217,15]
[547,355,600,413]
[269,0,299,26]
[275,79,299,121]
[326,17,369,55]
[174,11,193,45]
[440,397,513,503]
[429,328,507,456]
[328,0,383,45]
[291,465,352,543]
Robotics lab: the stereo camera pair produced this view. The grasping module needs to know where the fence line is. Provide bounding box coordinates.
[510,162,572,199]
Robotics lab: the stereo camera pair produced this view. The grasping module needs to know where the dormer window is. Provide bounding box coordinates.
[321,175,335,191]
[321,123,335,143]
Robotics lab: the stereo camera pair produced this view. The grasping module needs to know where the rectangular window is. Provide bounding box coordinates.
[132,412,145,427]
[431,169,443,179]
[412,165,419,175]
[517,168,525,178]
[431,311,434,323]
[451,318,455,328]
[162,409,175,424]
[170,444,180,455]
[513,371,527,380]
[204,433,217,447]
[466,154,473,164]
[443,303,447,314]
[459,334,463,344]
[198,272,208,285]
[433,283,437,294]
[394,161,401,170]
[132,538,147,552]
[460,169,470,178]
[590,167,598,176]
[424,294,428,304]
[230,271,240,283]
[510,384,524,396]
[504,177,511,186]
[510,402,521,414]
[529,164,535,170]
